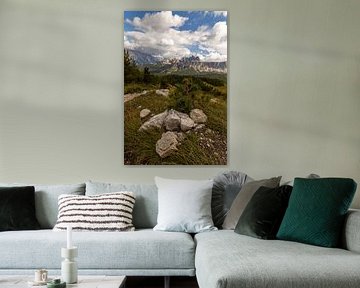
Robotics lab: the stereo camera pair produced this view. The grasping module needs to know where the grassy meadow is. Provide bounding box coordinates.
[124,53,227,165]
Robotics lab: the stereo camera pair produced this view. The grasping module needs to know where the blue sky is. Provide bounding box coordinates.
[124,11,227,62]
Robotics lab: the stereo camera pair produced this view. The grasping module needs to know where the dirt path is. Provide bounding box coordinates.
[124,90,148,103]
[124,89,169,103]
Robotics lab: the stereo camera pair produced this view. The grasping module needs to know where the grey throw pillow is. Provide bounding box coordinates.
[153,177,217,233]
[222,176,281,230]
[212,171,252,228]
[282,173,320,186]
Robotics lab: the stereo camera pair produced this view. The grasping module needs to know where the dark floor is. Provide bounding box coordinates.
[126,276,199,288]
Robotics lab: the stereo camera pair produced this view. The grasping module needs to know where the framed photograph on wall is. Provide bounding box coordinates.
[124,10,227,165]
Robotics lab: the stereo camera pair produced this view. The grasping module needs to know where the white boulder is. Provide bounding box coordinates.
[140,109,151,119]
[190,109,207,124]
[156,131,179,158]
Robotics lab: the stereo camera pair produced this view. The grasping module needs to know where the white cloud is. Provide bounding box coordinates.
[124,11,227,62]
[213,11,227,17]
[160,38,175,46]
[204,51,226,62]
[206,21,227,55]
[126,11,188,33]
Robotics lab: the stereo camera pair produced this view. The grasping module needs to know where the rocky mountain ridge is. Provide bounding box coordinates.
[127,49,227,74]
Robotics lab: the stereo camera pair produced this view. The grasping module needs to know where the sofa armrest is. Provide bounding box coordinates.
[342,209,360,253]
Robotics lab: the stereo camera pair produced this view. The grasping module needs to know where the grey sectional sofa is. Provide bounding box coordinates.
[0,182,195,279]
[1,181,360,288]
[195,213,360,288]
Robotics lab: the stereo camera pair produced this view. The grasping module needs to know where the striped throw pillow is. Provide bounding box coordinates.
[53,192,136,231]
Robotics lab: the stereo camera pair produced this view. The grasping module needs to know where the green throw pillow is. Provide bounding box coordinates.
[277,177,357,247]
[0,186,41,231]
[235,185,292,240]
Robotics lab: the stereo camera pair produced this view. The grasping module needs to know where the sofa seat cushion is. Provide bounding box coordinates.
[195,230,360,288]
[0,229,195,270]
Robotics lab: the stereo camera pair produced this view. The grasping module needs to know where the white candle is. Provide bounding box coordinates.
[67,225,72,249]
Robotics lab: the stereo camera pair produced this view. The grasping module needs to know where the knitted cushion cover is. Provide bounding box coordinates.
[277,178,357,247]
[53,192,136,231]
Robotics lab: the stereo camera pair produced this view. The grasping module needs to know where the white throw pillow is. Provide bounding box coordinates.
[53,192,136,231]
[153,177,217,233]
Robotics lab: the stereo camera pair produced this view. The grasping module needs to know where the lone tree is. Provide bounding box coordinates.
[143,67,151,84]
[124,49,141,83]
[169,78,199,113]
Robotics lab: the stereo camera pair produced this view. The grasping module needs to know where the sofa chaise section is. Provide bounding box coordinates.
[343,209,360,253]
[195,210,360,288]
[0,229,195,276]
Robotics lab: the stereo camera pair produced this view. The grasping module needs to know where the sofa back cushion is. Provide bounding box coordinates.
[86,181,158,229]
[0,183,85,229]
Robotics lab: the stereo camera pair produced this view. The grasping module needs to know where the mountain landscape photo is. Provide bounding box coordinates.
[124,10,227,165]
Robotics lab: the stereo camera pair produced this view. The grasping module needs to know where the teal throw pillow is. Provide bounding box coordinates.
[277,178,357,247]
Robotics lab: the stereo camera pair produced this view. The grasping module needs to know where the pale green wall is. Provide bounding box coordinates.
[0,0,359,208]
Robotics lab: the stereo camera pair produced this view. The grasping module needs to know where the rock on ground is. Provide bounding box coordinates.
[164,109,181,131]
[141,109,199,133]
[139,108,207,134]
[190,109,207,124]
[156,89,170,97]
[140,109,151,119]
[156,131,179,158]
[180,117,195,132]
[194,124,206,132]
[139,110,168,132]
